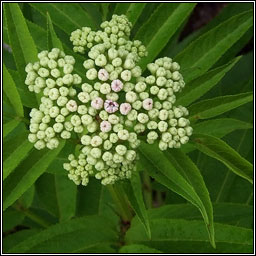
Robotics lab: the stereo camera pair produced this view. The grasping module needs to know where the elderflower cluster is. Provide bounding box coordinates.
[25,14,193,187]
[25,48,83,150]
[138,57,193,150]
[70,14,147,61]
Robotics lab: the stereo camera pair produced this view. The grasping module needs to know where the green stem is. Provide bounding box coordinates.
[13,203,50,228]
[107,184,133,222]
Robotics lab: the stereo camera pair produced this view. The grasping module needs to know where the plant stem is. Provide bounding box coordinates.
[107,184,133,222]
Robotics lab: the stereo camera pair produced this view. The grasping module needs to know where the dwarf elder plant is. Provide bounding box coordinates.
[2,2,253,254]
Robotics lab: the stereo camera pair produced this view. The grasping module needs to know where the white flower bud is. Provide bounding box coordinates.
[83,59,94,69]
[100,83,111,94]
[118,129,129,140]
[142,98,153,110]
[61,130,71,139]
[34,140,46,150]
[95,54,107,67]
[86,68,98,80]
[53,123,64,133]
[91,136,103,147]
[120,70,131,81]
[49,106,59,118]
[98,69,109,81]
[63,74,73,85]
[126,91,137,103]
[66,100,77,112]
[137,113,149,124]
[159,141,168,151]
[111,79,123,92]
[108,114,119,125]
[38,68,49,78]
[158,121,168,132]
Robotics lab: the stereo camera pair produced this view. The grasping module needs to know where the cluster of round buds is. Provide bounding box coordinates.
[26,48,83,150]
[25,48,82,94]
[70,14,147,61]
[26,15,193,187]
[126,57,192,150]
[63,145,137,186]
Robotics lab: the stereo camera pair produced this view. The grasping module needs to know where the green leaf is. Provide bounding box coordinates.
[7,216,117,253]
[3,64,24,117]
[3,119,20,138]
[113,3,146,26]
[126,219,253,253]
[8,69,38,109]
[79,3,102,28]
[164,149,215,247]
[3,133,33,181]
[35,173,59,217]
[46,12,63,51]
[113,3,131,15]
[138,142,215,247]
[188,92,253,120]
[193,118,253,138]
[175,10,253,82]
[100,3,110,21]
[136,3,196,70]
[176,57,241,107]
[192,134,253,184]
[4,3,38,82]
[55,174,77,222]
[29,3,96,34]
[3,208,25,232]
[3,140,65,211]
[147,203,253,228]
[3,229,40,253]
[119,244,163,253]
[126,3,146,25]
[123,172,151,239]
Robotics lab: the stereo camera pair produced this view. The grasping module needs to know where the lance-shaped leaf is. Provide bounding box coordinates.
[126,219,253,253]
[4,3,38,82]
[175,10,253,82]
[136,3,196,70]
[176,57,241,107]
[3,64,24,117]
[3,132,33,181]
[188,92,253,121]
[29,3,96,34]
[119,244,163,253]
[191,134,253,184]
[138,142,215,247]
[3,119,20,139]
[3,140,65,211]
[114,3,146,25]
[164,149,215,246]
[47,12,63,51]
[123,172,151,239]
[147,202,253,228]
[193,118,253,138]
[7,215,117,253]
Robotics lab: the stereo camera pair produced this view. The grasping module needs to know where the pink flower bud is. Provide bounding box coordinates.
[98,69,109,81]
[111,79,123,92]
[104,100,119,113]
[143,98,153,110]
[120,103,132,115]
[91,97,104,110]
[100,120,112,132]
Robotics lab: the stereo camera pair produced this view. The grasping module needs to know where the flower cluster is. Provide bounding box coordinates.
[26,15,193,187]
[70,14,147,61]
[25,48,82,150]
